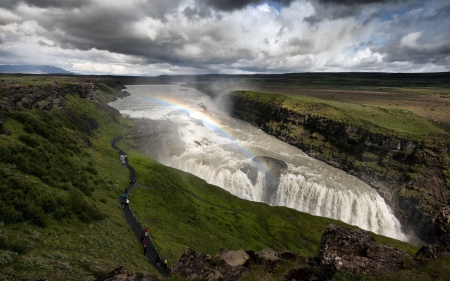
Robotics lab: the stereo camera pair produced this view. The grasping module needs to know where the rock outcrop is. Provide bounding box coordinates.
[318,224,412,277]
[434,206,450,246]
[0,79,128,139]
[174,248,249,281]
[173,247,306,280]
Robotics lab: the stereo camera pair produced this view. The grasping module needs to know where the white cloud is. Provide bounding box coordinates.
[400,31,421,48]
[0,0,448,74]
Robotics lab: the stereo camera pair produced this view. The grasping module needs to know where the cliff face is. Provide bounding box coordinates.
[225,92,450,244]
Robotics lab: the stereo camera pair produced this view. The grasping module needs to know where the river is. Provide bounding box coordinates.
[109,84,407,241]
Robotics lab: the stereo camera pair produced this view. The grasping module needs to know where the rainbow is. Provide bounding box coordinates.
[128,90,277,176]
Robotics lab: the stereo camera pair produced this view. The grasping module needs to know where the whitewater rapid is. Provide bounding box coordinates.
[109,84,407,241]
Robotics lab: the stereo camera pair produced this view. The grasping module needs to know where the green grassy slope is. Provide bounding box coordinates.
[0,83,161,280]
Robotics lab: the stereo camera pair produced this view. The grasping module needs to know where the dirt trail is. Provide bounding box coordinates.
[111,137,171,277]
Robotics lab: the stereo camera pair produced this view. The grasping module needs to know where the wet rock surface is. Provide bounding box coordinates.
[252,156,288,202]
[318,224,412,276]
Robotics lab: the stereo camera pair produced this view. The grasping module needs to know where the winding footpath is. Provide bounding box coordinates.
[111,136,172,277]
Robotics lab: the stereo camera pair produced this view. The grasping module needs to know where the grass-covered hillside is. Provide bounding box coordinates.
[0,77,158,280]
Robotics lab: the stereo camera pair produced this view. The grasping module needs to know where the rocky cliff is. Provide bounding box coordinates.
[0,79,129,136]
[196,87,450,245]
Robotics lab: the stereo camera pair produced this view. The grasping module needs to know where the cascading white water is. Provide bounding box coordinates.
[109,84,407,241]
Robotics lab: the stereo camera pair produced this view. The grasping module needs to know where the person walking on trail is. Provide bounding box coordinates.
[144,227,148,237]
[122,198,129,208]
[141,236,147,256]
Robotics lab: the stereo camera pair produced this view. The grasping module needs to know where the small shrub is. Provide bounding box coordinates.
[18,135,40,148]
[0,250,18,266]
[43,251,68,261]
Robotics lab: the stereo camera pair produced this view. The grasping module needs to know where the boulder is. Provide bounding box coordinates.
[318,224,412,276]
[256,248,279,261]
[174,248,249,281]
[215,249,249,266]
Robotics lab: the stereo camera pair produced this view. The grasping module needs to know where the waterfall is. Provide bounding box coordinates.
[109,84,408,241]
[163,154,406,241]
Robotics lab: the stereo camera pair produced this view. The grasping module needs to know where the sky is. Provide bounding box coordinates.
[0,0,449,75]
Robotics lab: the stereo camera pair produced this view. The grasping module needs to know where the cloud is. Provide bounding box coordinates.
[0,0,91,10]
[197,0,295,12]
[376,3,450,66]
[0,0,449,74]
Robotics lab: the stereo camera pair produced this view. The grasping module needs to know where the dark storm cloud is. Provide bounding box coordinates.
[31,3,253,69]
[197,0,294,11]
[378,4,450,66]
[0,0,91,10]
[317,0,404,5]
[134,0,183,21]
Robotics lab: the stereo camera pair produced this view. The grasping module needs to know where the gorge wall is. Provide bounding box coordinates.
[202,88,450,244]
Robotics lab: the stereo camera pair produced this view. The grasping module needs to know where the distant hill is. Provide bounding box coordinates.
[0,64,73,74]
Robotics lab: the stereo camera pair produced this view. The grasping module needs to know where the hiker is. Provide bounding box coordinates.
[144,227,148,237]
[121,192,127,198]
[141,236,147,255]
[122,198,129,208]
[163,258,168,268]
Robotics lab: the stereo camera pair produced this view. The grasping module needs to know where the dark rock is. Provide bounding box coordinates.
[318,224,412,277]
[434,206,450,246]
[284,267,319,281]
[95,266,162,281]
[415,245,440,260]
[252,156,288,202]
[252,156,288,171]
[280,251,298,261]
[239,163,259,185]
